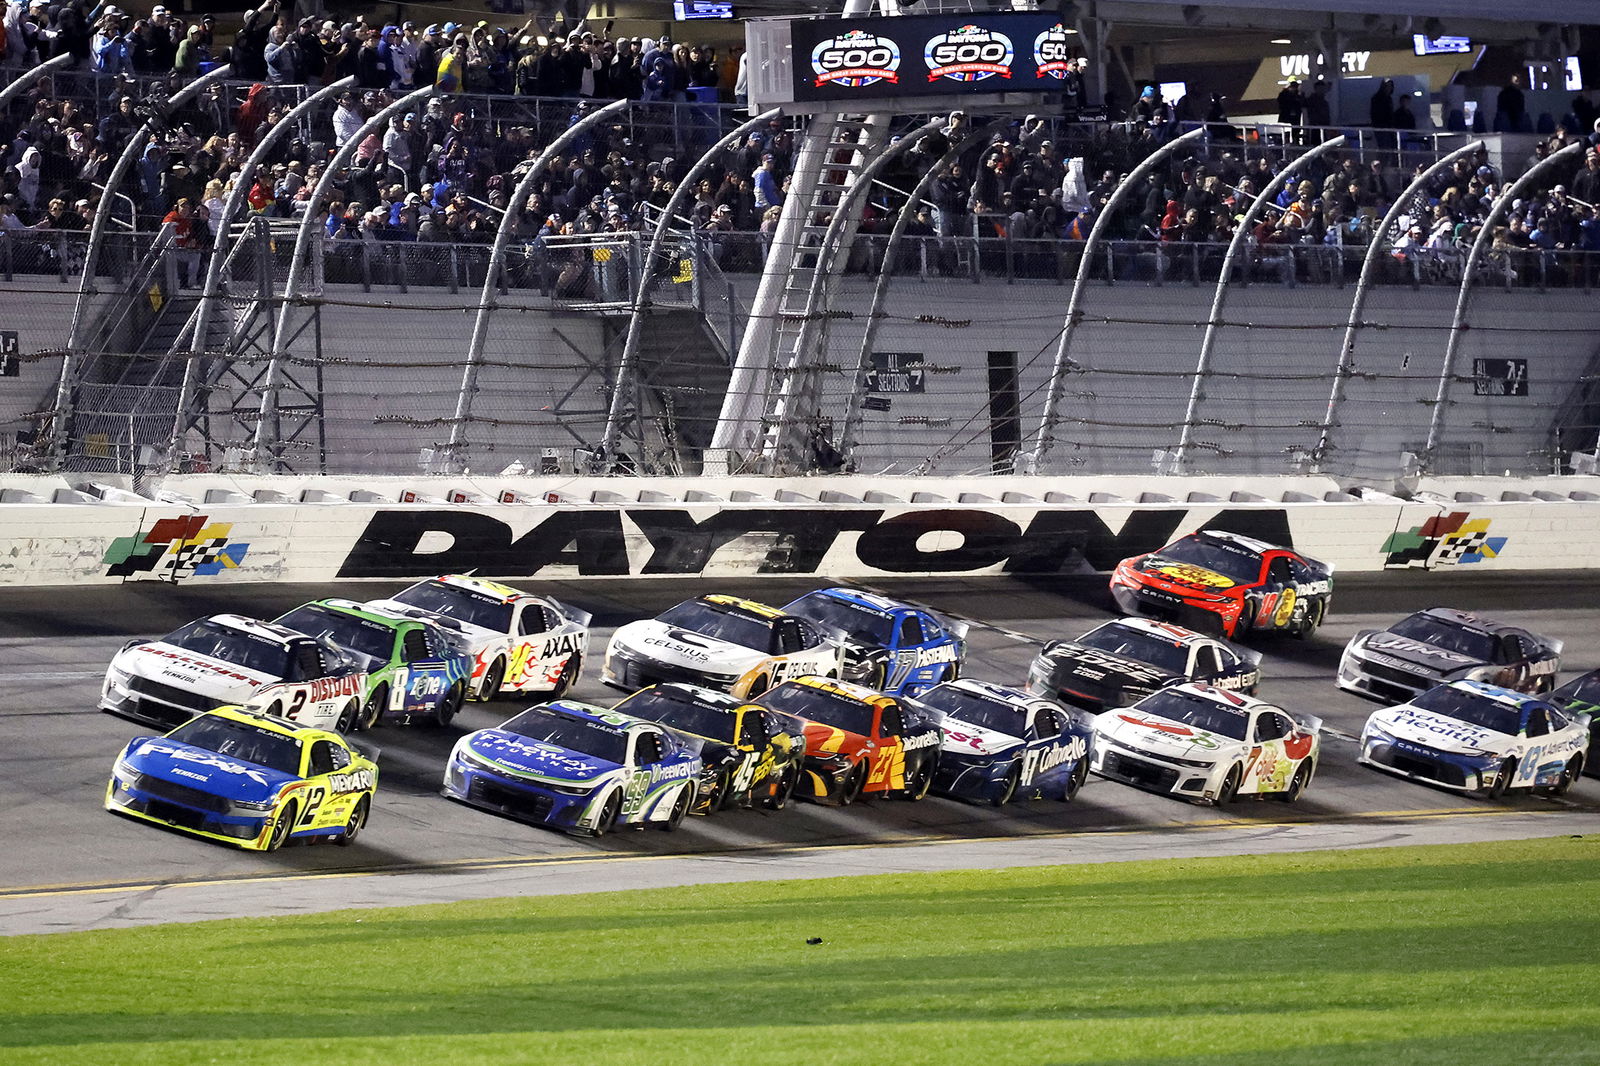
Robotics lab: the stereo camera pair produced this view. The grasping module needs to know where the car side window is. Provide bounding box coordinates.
[898,616,924,646]
[327,742,352,771]
[1548,707,1570,731]
[880,702,904,737]
[633,730,664,765]
[401,628,430,663]
[776,619,804,656]
[1033,707,1062,736]
[308,740,337,776]
[1196,646,1222,675]
[517,606,551,636]
[1267,557,1293,586]
[1524,707,1550,737]
[290,643,323,682]
[738,713,764,749]
[1495,634,1521,664]
[1254,712,1289,742]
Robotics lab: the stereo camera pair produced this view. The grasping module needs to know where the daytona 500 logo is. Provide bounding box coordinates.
[1033,23,1073,79]
[811,29,900,88]
[925,24,1014,83]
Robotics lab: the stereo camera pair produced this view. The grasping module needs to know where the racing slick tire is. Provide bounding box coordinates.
[865,662,888,691]
[992,763,1020,807]
[746,674,773,699]
[550,653,582,699]
[713,770,737,811]
[1488,758,1517,799]
[337,795,369,846]
[432,681,465,728]
[1214,766,1242,806]
[765,766,799,810]
[1275,761,1311,803]
[1238,595,1261,639]
[335,699,360,734]
[839,761,867,806]
[590,791,622,838]
[477,658,505,702]
[361,684,387,731]
[1549,755,1583,796]
[1061,757,1089,802]
[660,784,693,831]
[265,802,296,852]
[901,756,934,802]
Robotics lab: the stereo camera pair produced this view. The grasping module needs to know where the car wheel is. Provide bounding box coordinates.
[1214,766,1241,806]
[550,653,582,699]
[660,784,693,831]
[992,763,1020,807]
[1550,755,1583,796]
[765,765,799,810]
[746,673,772,699]
[477,658,505,702]
[1239,595,1261,637]
[901,756,933,802]
[337,795,369,846]
[432,681,464,728]
[265,802,296,852]
[590,790,621,837]
[1276,761,1311,803]
[865,662,888,691]
[361,684,387,731]
[335,699,359,734]
[1489,757,1517,799]
[1062,756,1089,802]
[839,761,867,805]
[714,770,736,811]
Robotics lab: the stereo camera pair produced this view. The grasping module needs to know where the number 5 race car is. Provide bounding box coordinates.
[1091,683,1321,804]
[1110,531,1333,640]
[100,614,369,734]
[782,587,968,696]
[107,706,378,850]
[364,575,591,702]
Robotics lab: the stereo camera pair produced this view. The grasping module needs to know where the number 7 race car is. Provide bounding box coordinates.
[106,706,378,850]
[364,575,591,702]
[910,679,1093,805]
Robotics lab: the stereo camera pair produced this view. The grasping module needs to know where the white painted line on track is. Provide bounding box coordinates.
[1,671,106,682]
[845,580,1045,646]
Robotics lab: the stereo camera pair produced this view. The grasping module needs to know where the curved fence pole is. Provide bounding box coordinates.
[0,53,75,115]
[440,96,630,474]
[1423,139,1585,471]
[172,76,355,464]
[839,118,1005,463]
[1173,134,1347,472]
[597,107,779,468]
[1313,139,1483,472]
[252,84,433,472]
[1023,125,1207,473]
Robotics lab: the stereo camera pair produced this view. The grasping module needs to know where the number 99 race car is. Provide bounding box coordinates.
[106,706,378,851]
[782,587,967,697]
[908,679,1093,805]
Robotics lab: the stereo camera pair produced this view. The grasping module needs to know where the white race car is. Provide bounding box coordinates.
[1359,679,1589,796]
[1091,682,1320,804]
[100,614,368,734]
[365,575,590,701]
[603,594,844,699]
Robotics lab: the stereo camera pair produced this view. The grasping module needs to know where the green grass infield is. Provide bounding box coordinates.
[4,836,1600,1065]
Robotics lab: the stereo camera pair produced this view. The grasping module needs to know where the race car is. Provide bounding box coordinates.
[603,594,843,699]
[1338,608,1562,704]
[1091,682,1320,804]
[613,682,805,811]
[364,575,590,702]
[1359,679,1588,796]
[1027,617,1260,714]
[274,599,474,728]
[1109,530,1333,639]
[754,675,942,804]
[442,700,701,836]
[100,613,369,733]
[106,705,378,850]
[781,587,967,696]
[909,679,1093,805]
[1548,670,1600,777]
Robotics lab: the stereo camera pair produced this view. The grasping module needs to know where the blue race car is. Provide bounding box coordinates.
[908,679,1092,805]
[443,700,701,836]
[782,587,967,696]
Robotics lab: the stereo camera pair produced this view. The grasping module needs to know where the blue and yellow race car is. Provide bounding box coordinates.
[783,587,967,696]
[106,705,378,850]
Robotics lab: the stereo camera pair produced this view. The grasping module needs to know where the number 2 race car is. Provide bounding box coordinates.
[782,587,968,696]
[107,706,378,850]
[910,679,1092,805]
[1028,617,1260,714]
[1110,531,1332,639]
[1359,680,1588,796]
[100,614,369,733]
[1338,608,1562,705]
[364,575,590,701]
[1092,683,1321,804]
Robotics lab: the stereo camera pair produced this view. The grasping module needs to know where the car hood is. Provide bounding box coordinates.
[1367,706,1508,756]
[121,737,296,802]
[463,729,620,782]
[613,620,763,671]
[117,642,276,697]
[1133,555,1240,591]
[1041,643,1179,690]
[940,717,1024,757]
[1096,710,1235,760]
[1357,632,1482,677]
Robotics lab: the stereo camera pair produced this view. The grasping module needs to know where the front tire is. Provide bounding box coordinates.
[1489,757,1517,799]
[335,699,359,734]
[337,795,369,845]
[838,761,866,805]
[992,763,1020,807]
[660,784,693,830]
[550,653,582,699]
[1214,765,1241,806]
[1061,756,1089,802]
[361,684,387,731]
[477,658,505,702]
[765,765,799,810]
[745,673,772,699]
[590,790,621,837]
[432,681,464,728]
[901,756,933,802]
[265,802,296,852]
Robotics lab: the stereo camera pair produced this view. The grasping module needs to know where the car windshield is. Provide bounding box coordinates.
[916,686,1023,736]
[275,605,395,665]
[759,684,876,737]
[500,708,629,763]
[1412,686,1522,735]
[1389,614,1499,661]
[1132,688,1249,740]
[1075,623,1191,673]
[162,618,294,678]
[392,580,514,633]
[784,592,894,644]
[657,600,775,652]
[1151,534,1263,584]
[1553,673,1600,708]
[618,689,736,743]
[168,716,303,775]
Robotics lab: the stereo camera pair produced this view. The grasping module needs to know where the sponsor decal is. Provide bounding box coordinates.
[328,768,374,794]
[1118,713,1193,736]
[135,645,262,687]
[1388,707,1497,745]
[909,643,960,668]
[1061,648,1169,685]
[1154,563,1234,588]
[1283,731,1316,760]
[900,729,941,751]
[1033,23,1073,78]
[145,741,271,786]
[925,24,1014,83]
[1369,635,1475,665]
[410,673,447,697]
[1022,735,1086,782]
[303,674,365,702]
[642,636,710,662]
[103,514,250,581]
[477,734,601,776]
[1383,512,1507,569]
[811,29,901,88]
[648,761,694,785]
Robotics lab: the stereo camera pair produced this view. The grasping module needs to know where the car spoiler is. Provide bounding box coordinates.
[348,737,383,762]
[1291,711,1324,736]
[552,600,593,630]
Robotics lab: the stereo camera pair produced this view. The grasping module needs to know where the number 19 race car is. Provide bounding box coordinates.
[364,575,591,702]
[1338,608,1562,704]
[100,614,369,733]
[1028,617,1260,714]
[782,587,967,696]
[1359,680,1588,796]
[1091,683,1321,804]
[107,706,378,850]
[909,679,1093,805]
[1110,531,1332,639]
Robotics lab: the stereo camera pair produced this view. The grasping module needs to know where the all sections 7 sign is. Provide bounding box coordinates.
[791,13,1076,103]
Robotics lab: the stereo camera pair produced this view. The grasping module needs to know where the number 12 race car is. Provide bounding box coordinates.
[1110,531,1332,639]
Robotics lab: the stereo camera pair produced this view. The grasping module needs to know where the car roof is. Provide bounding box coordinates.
[1414,607,1514,635]
[1448,679,1545,708]
[435,574,535,603]
[303,598,412,629]
[1166,681,1278,713]
[810,587,905,615]
[539,698,652,732]
[777,675,894,708]
[937,677,1041,708]
[627,682,746,714]
[699,594,788,620]
[1095,616,1211,645]
[207,613,307,646]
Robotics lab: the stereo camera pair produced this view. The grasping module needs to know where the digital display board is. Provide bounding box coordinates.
[791,13,1076,103]
[674,1,733,20]
[1412,34,1472,56]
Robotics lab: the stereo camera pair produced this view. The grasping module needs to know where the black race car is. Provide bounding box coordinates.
[1337,607,1562,704]
[1548,669,1600,778]
[1028,617,1261,713]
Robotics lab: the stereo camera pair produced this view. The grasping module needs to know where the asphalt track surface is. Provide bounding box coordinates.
[3,571,1597,935]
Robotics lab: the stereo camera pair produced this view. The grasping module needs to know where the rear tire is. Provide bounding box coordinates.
[1551,755,1582,796]
[477,658,505,702]
[361,685,387,731]
[660,784,692,830]
[550,653,582,699]
[337,795,369,846]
